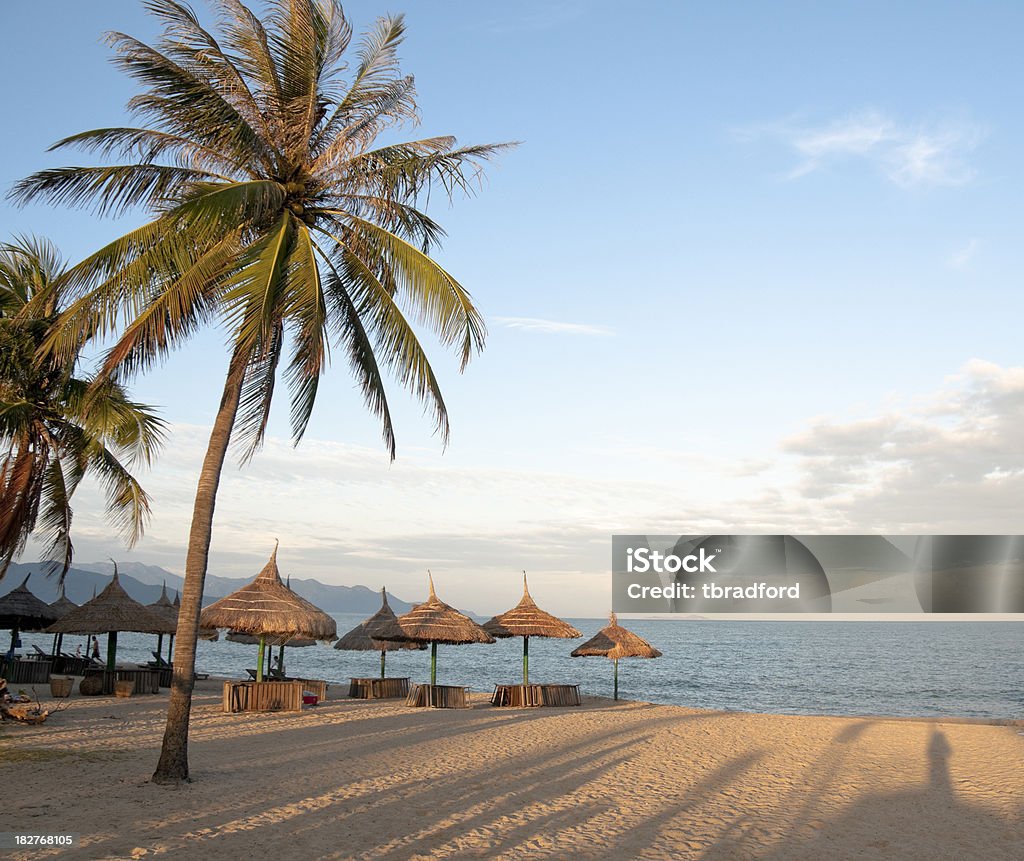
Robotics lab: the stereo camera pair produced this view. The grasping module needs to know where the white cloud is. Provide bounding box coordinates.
[745,109,984,188]
[493,316,614,336]
[26,361,1024,615]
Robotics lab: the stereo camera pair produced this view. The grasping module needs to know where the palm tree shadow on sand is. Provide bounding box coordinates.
[697,727,1022,861]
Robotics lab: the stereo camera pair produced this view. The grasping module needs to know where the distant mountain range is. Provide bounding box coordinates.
[0,560,415,616]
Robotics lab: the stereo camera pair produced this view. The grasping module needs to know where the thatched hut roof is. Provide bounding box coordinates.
[147,582,177,624]
[48,585,78,620]
[226,630,315,647]
[378,574,494,646]
[335,589,425,652]
[0,575,61,630]
[571,613,662,660]
[199,544,336,640]
[46,572,176,635]
[483,574,581,640]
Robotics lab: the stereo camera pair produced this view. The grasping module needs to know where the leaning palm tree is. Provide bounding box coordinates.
[0,236,164,580]
[12,0,511,783]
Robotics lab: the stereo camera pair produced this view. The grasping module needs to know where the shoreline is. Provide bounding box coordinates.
[2,679,1022,860]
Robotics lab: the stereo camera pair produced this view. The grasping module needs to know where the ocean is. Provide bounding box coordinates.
[14,618,1023,721]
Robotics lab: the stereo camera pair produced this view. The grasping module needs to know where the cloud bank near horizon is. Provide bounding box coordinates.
[35,359,1024,616]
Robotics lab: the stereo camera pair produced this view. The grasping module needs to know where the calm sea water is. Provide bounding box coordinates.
[18,618,1023,720]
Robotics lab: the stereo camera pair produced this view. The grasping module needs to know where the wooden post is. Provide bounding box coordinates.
[523,635,529,686]
[156,633,164,662]
[107,631,118,672]
[380,649,386,680]
[430,641,437,686]
[256,634,266,682]
[613,658,619,700]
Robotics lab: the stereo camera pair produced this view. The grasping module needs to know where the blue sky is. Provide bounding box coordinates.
[2,1,1023,615]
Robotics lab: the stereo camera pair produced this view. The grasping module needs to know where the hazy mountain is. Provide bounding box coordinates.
[2,560,415,615]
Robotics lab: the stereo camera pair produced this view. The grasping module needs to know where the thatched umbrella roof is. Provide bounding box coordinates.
[483,573,581,686]
[484,574,582,640]
[380,575,494,646]
[48,585,78,619]
[46,572,175,635]
[376,574,493,687]
[335,589,424,652]
[226,630,315,647]
[571,612,661,660]
[147,583,177,624]
[572,612,660,701]
[0,576,61,630]
[199,544,336,640]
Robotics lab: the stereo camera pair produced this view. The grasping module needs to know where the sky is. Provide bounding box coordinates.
[1,1,1023,616]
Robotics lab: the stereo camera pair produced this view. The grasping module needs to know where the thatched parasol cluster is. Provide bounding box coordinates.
[199,543,336,680]
[571,612,661,699]
[47,568,175,671]
[483,573,581,685]
[377,573,493,686]
[48,585,78,657]
[334,588,424,678]
[0,575,61,657]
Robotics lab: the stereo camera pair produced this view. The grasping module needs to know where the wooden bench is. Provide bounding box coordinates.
[348,677,410,699]
[539,683,582,707]
[405,683,470,709]
[0,658,52,685]
[82,667,160,695]
[491,684,543,707]
[490,683,581,707]
[222,680,304,713]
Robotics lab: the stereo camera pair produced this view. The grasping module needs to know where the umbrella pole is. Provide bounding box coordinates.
[167,634,174,664]
[8,625,19,659]
[51,633,59,657]
[380,649,386,680]
[278,643,285,677]
[256,635,266,682]
[523,635,529,686]
[430,641,437,686]
[156,633,163,662]
[613,658,619,700]
[107,630,118,673]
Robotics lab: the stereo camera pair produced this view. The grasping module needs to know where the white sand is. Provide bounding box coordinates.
[2,679,1021,860]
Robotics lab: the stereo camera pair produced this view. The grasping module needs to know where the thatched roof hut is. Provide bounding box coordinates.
[571,612,661,700]
[48,585,78,619]
[226,631,315,647]
[199,545,336,640]
[47,572,175,636]
[377,574,494,686]
[0,575,60,631]
[46,569,176,671]
[334,588,424,679]
[483,573,581,684]
[199,544,335,681]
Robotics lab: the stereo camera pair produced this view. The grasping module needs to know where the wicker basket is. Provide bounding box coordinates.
[49,677,73,698]
[114,679,136,698]
[79,675,103,696]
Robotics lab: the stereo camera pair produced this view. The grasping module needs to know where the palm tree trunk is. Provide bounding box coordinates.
[152,347,247,784]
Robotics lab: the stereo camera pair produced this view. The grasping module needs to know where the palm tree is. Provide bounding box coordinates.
[0,235,164,580]
[12,0,511,783]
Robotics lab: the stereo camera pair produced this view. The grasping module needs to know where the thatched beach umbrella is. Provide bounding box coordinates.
[0,575,60,658]
[378,573,494,686]
[571,612,661,700]
[334,588,424,678]
[147,582,177,662]
[483,573,581,685]
[199,543,336,681]
[48,585,78,655]
[46,567,175,671]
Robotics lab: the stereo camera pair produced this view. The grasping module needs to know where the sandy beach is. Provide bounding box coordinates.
[1,680,1021,860]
